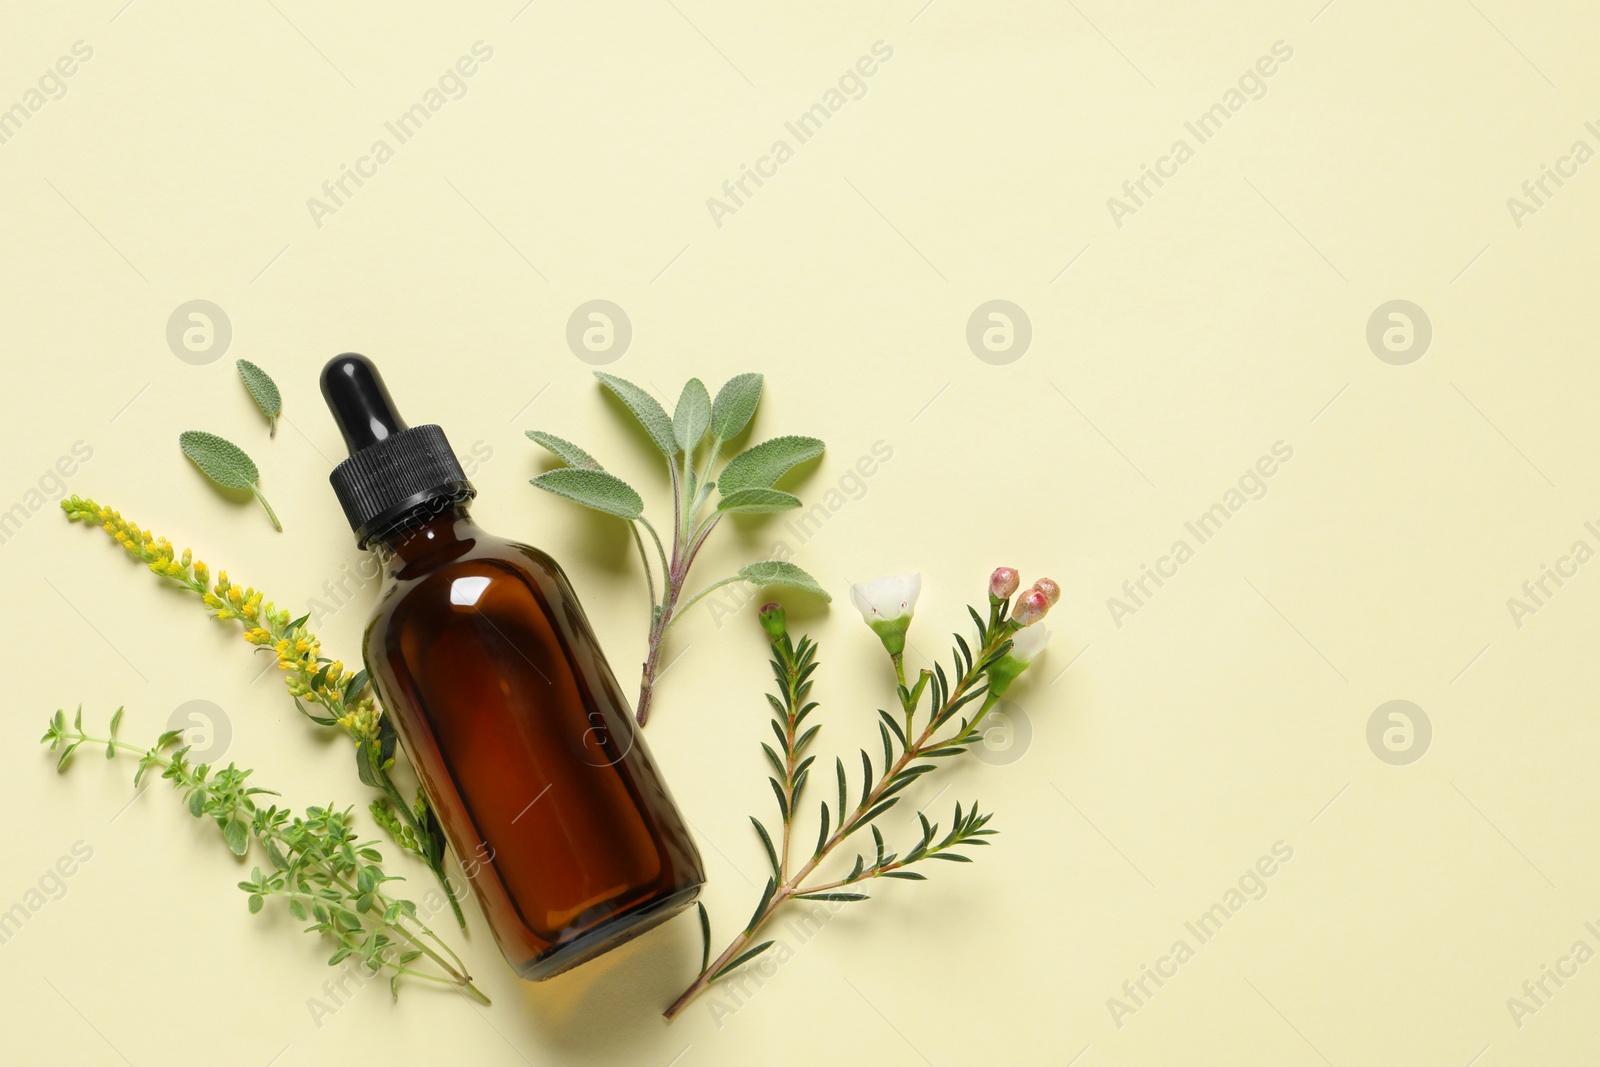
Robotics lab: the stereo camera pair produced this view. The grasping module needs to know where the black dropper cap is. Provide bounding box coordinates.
[322,354,475,547]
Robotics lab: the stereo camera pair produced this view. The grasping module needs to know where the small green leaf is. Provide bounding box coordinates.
[750,816,779,876]
[712,939,775,980]
[768,777,789,821]
[716,488,801,514]
[531,468,644,519]
[746,877,778,933]
[594,372,678,456]
[248,893,264,914]
[793,891,868,902]
[342,668,369,702]
[718,435,824,494]
[738,560,831,601]
[525,430,602,470]
[710,373,763,441]
[180,430,259,490]
[236,360,282,437]
[223,817,249,856]
[696,901,711,974]
[673,378,712,452]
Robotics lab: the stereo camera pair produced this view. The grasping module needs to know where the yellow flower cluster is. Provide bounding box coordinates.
[203,572,267,625]
[337,695,382,740]
[61,494,375,742]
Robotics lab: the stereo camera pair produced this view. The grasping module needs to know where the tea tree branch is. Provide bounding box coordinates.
[664,573,1057,1019]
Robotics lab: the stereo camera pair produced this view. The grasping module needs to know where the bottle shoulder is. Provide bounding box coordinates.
[369,532,567,630]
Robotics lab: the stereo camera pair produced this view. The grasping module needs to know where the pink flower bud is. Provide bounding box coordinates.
[1012,588,1050,627]
[1030,578,1060,606]
[990,567,1020,599]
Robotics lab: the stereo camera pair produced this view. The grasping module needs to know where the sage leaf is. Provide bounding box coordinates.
[738,560,831,600]
[180,430,257,489]
[716,487,801,514]
[673,378,712,452]
[179,431,282,531]
[718,435,825,495]
[531,468,644,519]
[594,371,677,456]
[526,430,602,470]
[236,360,282,438]
[710,373,762,441]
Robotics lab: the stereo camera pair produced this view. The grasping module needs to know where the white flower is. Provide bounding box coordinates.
[1008,625,1051,663]
[849,573,921,623]
[849,573,921,655]
[989,626,1050,696]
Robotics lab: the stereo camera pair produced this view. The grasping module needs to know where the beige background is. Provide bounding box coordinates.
[1,0,1596,1063]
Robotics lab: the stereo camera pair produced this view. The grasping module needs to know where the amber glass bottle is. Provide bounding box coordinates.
[321,354,704,980]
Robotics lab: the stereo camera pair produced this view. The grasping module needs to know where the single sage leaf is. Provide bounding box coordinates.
[594,371,678,456]
[180,431,283,530]
[180,431,258,489]
[718,435,825,495]
[532,468,644,519]
[673,378,711,452]
[526,430,602,470]
[236,359,282,437]
[738,560,831,600]
[710,373,763,441]
[716,487,801,514]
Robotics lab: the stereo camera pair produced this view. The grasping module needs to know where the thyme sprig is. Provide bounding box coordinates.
[42,707,487,1004]
[60,494,465,927]
[665,571,1056,1019]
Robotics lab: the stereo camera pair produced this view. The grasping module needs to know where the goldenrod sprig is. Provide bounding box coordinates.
[60,494,465,927]
[42,708,487,1004]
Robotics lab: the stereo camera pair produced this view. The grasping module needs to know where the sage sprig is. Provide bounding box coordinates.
[237,359,282,438]
[664,569,1058,1019]
[179,430,281,531]
[528,372,830,725]
[60,495,465,927]
[41,708,487,1004]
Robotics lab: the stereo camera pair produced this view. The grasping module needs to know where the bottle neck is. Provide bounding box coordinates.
[372,500,478,578]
